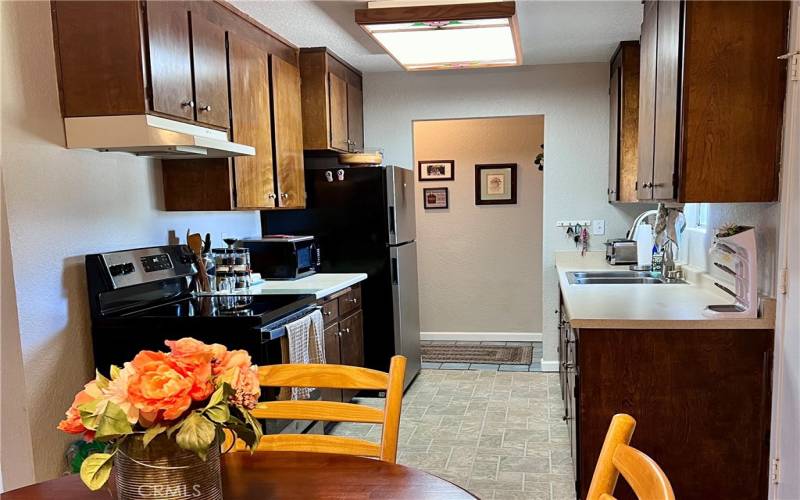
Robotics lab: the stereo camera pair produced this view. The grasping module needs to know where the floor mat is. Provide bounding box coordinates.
[421,343,533,365]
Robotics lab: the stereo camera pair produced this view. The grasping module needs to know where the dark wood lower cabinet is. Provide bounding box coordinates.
[318,284,364,403]
[559,299,773,499]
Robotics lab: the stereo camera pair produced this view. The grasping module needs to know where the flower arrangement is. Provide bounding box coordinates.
[58,338,263,491]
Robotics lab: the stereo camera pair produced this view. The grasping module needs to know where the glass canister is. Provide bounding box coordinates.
[232,248,250,273]
[213,248,235,273]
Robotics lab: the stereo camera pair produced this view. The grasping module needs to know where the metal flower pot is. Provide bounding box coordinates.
[114,434,222,500]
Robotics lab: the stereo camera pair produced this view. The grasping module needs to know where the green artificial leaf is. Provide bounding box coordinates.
[225,423,256,450]
[109,365,121,380]
[166,419,185,438]
[78,400,132,440]
[175,412,216,460]
[142,423,168,448]
[79,451,115,491]
[95,370,111,390]
[239,407,263,451]
[205,385,226,410]
[204,403,230,424]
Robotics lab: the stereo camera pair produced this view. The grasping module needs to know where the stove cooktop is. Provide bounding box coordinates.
[109,294,316,326]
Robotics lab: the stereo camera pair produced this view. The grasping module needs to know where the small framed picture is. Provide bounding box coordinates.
[418,160,455,181]
[475,164,517,205]
[423,187,449,209]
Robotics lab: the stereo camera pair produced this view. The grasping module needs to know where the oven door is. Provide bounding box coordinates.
[257,307,324,435]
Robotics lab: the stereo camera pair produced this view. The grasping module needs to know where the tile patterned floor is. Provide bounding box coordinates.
[329,369,576,500]
[421,341,544,372]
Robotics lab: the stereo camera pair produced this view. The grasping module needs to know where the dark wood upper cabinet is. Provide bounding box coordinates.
[271,55,306,209]
[299,48,364,153]
[637,0,789,203]
[229,33,275,209]
[190,13,230,129]
[608,41,640,203]
[328,72,350,151]
[145,1,195,121]
[347,83,365,152]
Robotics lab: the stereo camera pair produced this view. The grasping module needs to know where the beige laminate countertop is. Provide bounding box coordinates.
[556,252,775,330]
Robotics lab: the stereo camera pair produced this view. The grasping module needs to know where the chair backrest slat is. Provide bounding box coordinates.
[250,400,384,423]
[258,363,390,390]
[587,414,675,500]
[254,434,381,457]
[379,355,406,462]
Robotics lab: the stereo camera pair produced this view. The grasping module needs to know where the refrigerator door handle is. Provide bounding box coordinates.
[391,257,398,285]
[388,206,396,235]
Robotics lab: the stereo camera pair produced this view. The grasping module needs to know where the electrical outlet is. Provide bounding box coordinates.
[592,219,605,235]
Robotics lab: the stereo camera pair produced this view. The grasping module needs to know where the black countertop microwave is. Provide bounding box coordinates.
[241,235,319,280]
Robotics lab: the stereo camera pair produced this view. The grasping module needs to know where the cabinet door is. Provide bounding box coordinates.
[608,58,621,203]
[322,323,343,403]
[271,56,306,208]
[637,0,658,200]
[228,33,276,209]
[347,83,364,152]
[652,0,681,200]
[340,311,364,402]
[146,1,194,121]
[328,72,349,152]
[190,14,229,129]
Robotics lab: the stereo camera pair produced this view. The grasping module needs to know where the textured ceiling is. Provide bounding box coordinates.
[232,1,643,73]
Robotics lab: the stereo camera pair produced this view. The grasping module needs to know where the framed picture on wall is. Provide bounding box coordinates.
[418,160,455,181]
[423,187,449,209]
[475,164,517,205]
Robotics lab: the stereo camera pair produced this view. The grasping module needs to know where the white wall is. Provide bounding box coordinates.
[0,2,260,483]
[413,116,544,337]
[363,64,645,369]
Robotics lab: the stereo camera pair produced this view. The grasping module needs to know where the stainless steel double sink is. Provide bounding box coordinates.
[565,271,688,285]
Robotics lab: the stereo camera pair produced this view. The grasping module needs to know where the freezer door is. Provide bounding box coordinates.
[390,241,421,389]
[386,166,416,245]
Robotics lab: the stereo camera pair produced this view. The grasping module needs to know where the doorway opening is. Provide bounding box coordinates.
[412,116,544,370]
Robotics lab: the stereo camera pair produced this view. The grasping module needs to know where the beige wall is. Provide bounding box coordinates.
[0,2,261,483]
[413,117,544,335]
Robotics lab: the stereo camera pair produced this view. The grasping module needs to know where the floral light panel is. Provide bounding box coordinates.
[362,17,520,71]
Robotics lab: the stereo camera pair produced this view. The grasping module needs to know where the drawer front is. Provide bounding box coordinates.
[338,285,361,316]
[321,299,339,326]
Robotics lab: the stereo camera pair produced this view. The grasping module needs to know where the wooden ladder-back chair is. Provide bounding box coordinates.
[227,355,406,463]
[587,413,675,500]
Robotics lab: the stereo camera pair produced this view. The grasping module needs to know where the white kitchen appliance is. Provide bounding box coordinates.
[703,227,758,318]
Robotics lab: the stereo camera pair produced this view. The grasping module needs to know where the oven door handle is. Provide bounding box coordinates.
[260,306,322,341]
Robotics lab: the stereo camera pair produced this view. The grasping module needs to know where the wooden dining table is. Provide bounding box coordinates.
[1,452,478,499]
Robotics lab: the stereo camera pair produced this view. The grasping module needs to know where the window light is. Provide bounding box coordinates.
[355,2,522,71]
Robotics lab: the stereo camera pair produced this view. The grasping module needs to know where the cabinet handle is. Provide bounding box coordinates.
[267,193,276,200]
[347,298,358,304]
[337,331,342,338]
[561,361,574,369]
[323,311,332,317]
[198,104,212,112]
[642,182,652,189]
[281,193,289,199]
[562,415,573,422]
[343,328,351,334]
[181,100,195,108]
[651,183,665,188]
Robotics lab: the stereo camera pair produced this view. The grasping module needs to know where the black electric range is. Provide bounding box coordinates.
[86,245,316,371]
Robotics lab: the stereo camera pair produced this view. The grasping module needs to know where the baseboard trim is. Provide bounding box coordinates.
[420,331,543,342]
[540,360,560,372]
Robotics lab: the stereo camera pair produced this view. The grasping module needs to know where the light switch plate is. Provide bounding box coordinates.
[592,219,605,235]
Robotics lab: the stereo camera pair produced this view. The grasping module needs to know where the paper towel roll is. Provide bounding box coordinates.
[635,223,654,267]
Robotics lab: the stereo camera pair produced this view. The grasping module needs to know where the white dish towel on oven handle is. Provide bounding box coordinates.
[284,309,326,400]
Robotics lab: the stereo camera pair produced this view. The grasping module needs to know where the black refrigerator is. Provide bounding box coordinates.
[261,165,421,389]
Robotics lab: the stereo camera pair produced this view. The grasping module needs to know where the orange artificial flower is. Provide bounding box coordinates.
[57,380,102,438]
[127,351,194,421]
[164,338,214,401]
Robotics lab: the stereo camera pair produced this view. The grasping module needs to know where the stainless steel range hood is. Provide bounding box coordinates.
[63,114,255,159]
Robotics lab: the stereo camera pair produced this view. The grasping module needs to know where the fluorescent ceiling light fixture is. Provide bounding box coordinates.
[355,2,521,71]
